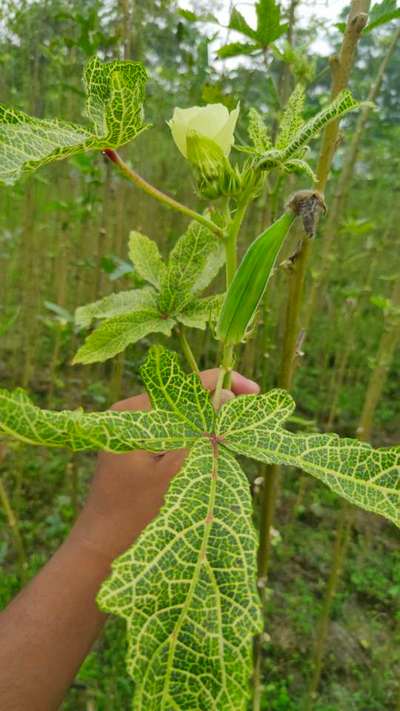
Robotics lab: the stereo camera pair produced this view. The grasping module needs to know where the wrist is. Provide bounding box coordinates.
[68,499,146,565]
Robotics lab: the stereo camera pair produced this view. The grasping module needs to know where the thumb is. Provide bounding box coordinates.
[219,389,235,406]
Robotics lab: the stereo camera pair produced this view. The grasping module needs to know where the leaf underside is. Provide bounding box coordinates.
[74,221,225,363]
[218,392,400,528]
[75,287,158,328]
[0,346,399,709]
[0,57,147,185]
[98,439,262,711]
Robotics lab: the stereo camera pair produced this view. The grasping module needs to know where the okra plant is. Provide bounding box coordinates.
[1,57,399,710]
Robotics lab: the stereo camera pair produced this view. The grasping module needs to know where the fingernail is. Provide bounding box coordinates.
[238,374,260,393]
[246,378,260,393]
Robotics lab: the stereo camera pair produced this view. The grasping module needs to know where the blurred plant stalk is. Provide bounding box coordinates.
[304,276,400,710]
[253,3,371,708]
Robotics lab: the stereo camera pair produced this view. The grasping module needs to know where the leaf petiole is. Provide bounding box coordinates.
[175,324,200,374]
[104,149,224,238]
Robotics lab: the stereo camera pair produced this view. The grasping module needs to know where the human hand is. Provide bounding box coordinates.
[71,369,259,562]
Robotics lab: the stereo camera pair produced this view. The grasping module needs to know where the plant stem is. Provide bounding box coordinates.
[356,279,400,439]
[219,199,250,389]
[303,24,400,333]
[303,501,353,711]
[0,448,28,584]
[253,6,370,708]
[255,0,370,586]
[110,352,125,402]
[176,325,200,374]
[103,149,223,238]
[212,367,226,411]
[304,276,400,708]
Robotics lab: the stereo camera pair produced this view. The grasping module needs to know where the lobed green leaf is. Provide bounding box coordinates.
[128,231,167,289]
[159,220,224,315]
[0,57,148,185]
[75,287,158,328]
[247,108,272,153]
[276,84,305,150]
[0,389,196,452]
[98,439,262,711]
[255,0,288,46]
[219,392,400,528]
[1,344,400,710]
[363,0,400,33]
[73,309,174,364]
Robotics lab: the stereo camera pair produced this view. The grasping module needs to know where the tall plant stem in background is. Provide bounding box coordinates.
[303,501,353,711]
[324,207,392,427]
[277,0,300,106]
[0,446,27,583]
[303,24,399,333]
[256,0,370,582]
[253,5,369,708]
[103,149,223,237]
[304,276,400,709]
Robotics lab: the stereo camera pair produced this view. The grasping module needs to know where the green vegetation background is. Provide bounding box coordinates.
[0,1,399,709]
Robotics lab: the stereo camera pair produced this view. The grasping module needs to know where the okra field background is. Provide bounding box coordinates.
[0,0,400,709]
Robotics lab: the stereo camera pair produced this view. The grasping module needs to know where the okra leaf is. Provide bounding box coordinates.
[218,392,400,528]
[97,438,262,711]
[128,231,167,289]
[247,108,272,153]
[75,286,158,328]
[228,7,258,39]
[281,89,360,161]
[363,0,400,33]
[0,346,213,451]
[75,221,223,363]
[259,89,361,171]
[276,84,305,150]
[283,159,317,182]
[0,109,92,185]
[177,294,224,330]
[73,310,174,364]
[217,42,260,59]
[255,0,288,46]
[0,57,147,185]
[158,220,224,314]
[83,57,147,146]
[140,346,215,432]
[0,390,197,453]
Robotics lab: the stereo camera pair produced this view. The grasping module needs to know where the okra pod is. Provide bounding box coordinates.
[217,210,296,346]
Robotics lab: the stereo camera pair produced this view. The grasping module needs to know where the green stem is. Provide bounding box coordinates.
[303,502,353,711]
[104,149,223,238]
[212,367,226,411]
[0,465,28,584]
[255,0,370,586]
[220,199,250,389]
[176,325,200,374]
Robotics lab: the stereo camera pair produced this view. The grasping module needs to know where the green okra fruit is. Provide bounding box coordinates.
[217,211,295,346]
[217,191,326,346]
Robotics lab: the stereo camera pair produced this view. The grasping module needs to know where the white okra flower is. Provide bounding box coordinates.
[168,103,240,158]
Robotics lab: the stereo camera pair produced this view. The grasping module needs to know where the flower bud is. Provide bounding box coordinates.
[186,131,241,199]
[217,210,297,346]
